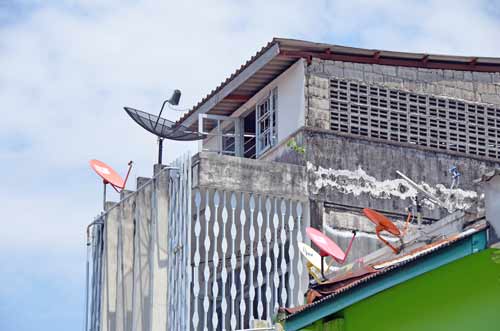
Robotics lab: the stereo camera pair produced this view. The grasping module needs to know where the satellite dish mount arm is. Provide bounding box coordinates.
[154,90,181,131]
[376,226,400,254]
[153,100,170,130]
[336,230,357,264]
[154,92,181,164]
[319,251,328,280]
[157,137,164,164]
[102,180,107,211]
[122,161,133,189]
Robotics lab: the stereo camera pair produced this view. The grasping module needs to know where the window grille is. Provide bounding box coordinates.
[330,78,500,160]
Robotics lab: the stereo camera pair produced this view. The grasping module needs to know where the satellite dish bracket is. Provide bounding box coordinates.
[375,225,400,254]
[122,161,133,189]
[363,208,412,254]
[305,262,325,284]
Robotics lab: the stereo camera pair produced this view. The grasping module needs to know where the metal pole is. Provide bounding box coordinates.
[103,182,107,211]
[84,244,90,331]
[158,137,163,164]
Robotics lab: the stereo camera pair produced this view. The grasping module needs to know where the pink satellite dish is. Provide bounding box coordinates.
[306,227,357,279]
[89,159,133,210]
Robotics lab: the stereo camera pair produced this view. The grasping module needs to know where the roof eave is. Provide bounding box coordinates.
[179,42,281,129]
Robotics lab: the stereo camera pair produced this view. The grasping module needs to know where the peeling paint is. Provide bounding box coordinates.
[307,162,478,212]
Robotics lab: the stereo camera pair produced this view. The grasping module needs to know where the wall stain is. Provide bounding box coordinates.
[307,162,478,212]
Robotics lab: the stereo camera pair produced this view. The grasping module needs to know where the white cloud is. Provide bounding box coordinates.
[1,0,499,271]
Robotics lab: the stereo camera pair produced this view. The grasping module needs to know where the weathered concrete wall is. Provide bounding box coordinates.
[150,166,169,331]
[297,59,500,258]
[116,190,135,331]
[97,167,173,331]
[193,152,308,201]
[297,127,493,260]
[259,129,307,166]
[306,130,493,218]
[131,177,152,331]
[102,202,119,331]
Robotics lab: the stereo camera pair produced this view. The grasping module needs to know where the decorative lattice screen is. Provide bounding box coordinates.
[330,78,500,160]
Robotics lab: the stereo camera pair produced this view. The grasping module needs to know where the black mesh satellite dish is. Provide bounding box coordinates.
[124,107,204,141]
[124,91,205,164]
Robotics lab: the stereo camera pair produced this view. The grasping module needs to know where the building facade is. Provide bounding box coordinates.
[85,38,500,331]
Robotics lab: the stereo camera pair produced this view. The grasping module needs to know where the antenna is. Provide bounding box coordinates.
[124,92,205,164]
[396,170,447,225]
[396,170,444,207]
[305,227,357,279]
[89,159,133,210]
[362,208,412,254]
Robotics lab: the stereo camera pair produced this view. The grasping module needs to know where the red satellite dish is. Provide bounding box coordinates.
[362,208,411,254]
[306,227,357,279]
[89,159,133,210]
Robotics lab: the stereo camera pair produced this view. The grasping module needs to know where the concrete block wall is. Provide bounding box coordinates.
[305,74,330,130]
[307,58,500,105]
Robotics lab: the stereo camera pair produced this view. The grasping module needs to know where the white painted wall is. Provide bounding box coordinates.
[277,59,306,140]
[200,59,306,155]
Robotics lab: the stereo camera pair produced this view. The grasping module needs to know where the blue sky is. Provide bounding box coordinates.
[0,1,499,330]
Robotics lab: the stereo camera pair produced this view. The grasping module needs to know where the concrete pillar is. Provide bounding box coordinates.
[101,201,119,331]
[115,190,135,331]
[150,165,170,330]
[483,175,500,244]
[132,177,153,331]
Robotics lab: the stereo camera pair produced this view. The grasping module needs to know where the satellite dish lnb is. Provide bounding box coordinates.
[168,89,181,106]
[89,159,133,210]
[298,242,333,284]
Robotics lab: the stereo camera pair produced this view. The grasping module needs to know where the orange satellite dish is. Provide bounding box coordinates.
[89,159,133,210]
[90,159,126,189]
[362,208,411,254]
[306,227,357,279]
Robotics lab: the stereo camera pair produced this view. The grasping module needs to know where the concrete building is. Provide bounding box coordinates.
[85,38,500,331]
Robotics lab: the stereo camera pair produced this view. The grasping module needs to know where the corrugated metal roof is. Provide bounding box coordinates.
[175,37,500,130]
[280,221,488,320]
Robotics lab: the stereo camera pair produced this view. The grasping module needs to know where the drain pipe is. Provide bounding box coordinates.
[84,218,104,331]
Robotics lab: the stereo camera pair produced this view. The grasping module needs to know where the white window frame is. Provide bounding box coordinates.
[198,114,242,156]
[256,88,278,156]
